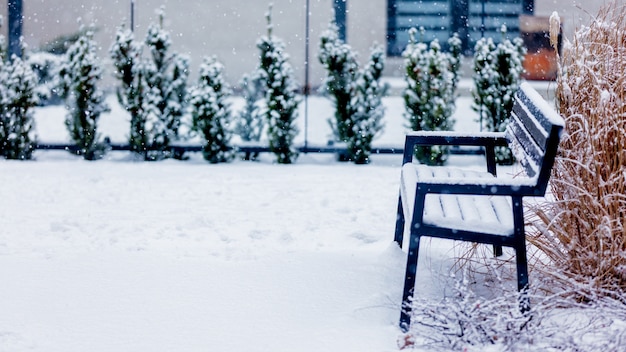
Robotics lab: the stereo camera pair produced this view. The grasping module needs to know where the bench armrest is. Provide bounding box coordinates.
[415,180,542,197]
[403,131,509,173]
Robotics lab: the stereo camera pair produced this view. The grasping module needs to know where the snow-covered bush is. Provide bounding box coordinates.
[529,5,626,297]
[403,28,461,166]
[401,273,626,351]
[143,8,190,160]
[109,24,149,157]
[26,51,63,105]
[349,46,386,164]
[110,8,190,161]
[319,22,386,164]
[190,56,234,163]
[319,22,358,151]
[0,56,39,160]
[58,29,109,160]
[472,26,525,165]
[257,4,300,164]
[234,72,265,160]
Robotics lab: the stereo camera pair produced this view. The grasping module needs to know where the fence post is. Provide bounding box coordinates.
[7,0,23,58]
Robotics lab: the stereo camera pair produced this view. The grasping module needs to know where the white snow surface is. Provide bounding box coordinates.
[4,89,612,351]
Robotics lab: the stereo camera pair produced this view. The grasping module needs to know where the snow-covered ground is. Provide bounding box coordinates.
[3,90,618,351]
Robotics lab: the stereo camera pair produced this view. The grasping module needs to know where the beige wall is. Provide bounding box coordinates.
[3,0,336,88]
[2,0,624,88]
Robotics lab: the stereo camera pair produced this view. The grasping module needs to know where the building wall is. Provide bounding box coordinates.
[1,0,624,88]
[533,0,621,39]
[2,0,336,88]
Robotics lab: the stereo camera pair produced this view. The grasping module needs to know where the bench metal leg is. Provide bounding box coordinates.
[393,195,405,248]
[515,241,530,312]
[400,232,421,332]
[512,195,530,312]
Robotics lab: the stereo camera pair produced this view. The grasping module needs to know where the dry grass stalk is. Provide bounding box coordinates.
[528,2,626,296]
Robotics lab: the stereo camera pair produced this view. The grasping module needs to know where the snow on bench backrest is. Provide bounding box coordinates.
[505,82,565,191]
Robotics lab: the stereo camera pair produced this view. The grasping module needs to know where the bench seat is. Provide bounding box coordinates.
[400,164,514,238]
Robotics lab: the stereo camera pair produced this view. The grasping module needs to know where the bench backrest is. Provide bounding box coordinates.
[506,82,565,194]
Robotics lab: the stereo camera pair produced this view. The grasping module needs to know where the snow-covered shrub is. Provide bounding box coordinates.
[403,28,461,166]
[319,22,358,151]
[529,5,626,297]
[400,273,626,351]
[109,24,149,157]
[0,56,39,160]
[257,4,300,164]
[349,46,386,164]
[472,26,525,165]
[58,29,109,160]
[143,8,190,160]
[319,22,386,164]
[26,51,63,105]
[110,8,190,161]
[190,56,234,163]
[234,72,265,160]
[400,274,533,350]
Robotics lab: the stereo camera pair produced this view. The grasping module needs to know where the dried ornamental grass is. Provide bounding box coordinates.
[529,3,626,295]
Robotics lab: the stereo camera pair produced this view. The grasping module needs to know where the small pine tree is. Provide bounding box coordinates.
[58,29,109,160]
[319,22,387,163]
[109,24,149,157]
[350,46,386,164]
[403,27,461,166]
[234,72,265,160]
[190,56,234,163]
[257,5,300,164]
[143,7,190,160]
[26,51,64,105]
[472,25,526,164]
[319,22,359,150]
[0,55,39,160]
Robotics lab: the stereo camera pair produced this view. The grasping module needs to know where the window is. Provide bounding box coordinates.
[387,0,534,56]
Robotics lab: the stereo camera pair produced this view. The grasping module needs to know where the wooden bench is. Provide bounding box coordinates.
[393,82,564,331]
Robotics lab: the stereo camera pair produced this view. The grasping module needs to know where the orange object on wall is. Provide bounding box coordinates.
[520,15,561,81]
[523,48,558,81]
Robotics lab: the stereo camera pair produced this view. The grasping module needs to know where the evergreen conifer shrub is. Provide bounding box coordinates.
[472,26,526,164]
[110,24,149,157]
[349,46,386,164]
[58,29,109,160]
[319,22,358,154]
[143,8,190,160]
[26,51,63,105]
[110,8,190,161]
[403,28,461,165]
[256,5,300,164]
[234,72,265,160]
[190,56,234,163]
[0,55,39,160]
[319,22,386,164]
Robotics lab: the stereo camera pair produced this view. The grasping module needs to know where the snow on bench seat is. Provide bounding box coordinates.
[400,164,514,237]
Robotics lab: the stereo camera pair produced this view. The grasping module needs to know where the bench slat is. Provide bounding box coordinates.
[512,95,550,150]
[506,114,543,178]
[401,164,514,236]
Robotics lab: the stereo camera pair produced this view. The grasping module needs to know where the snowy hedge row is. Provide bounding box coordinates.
[0,9,524,165]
